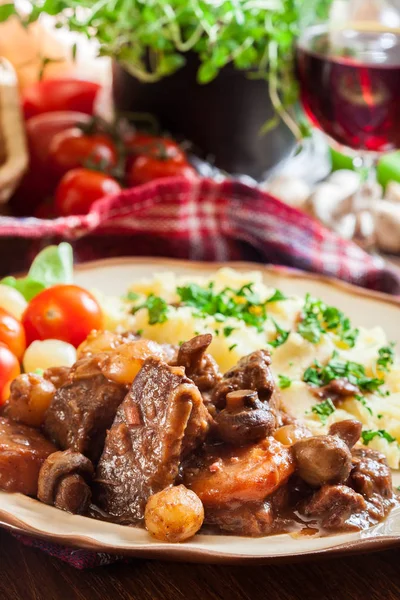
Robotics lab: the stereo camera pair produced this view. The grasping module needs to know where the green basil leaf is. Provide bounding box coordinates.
[28,243,73,287]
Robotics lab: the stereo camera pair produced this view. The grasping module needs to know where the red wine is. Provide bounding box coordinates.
[296,25,400,152]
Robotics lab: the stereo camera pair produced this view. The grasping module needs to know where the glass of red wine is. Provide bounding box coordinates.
[296,0,400,245]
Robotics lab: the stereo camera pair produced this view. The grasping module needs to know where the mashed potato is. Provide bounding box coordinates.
[98,268,400,468]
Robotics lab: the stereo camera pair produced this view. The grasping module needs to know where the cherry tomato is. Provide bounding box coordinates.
[55,168,122,216]
[0,308,26,361]
[125,134,186,163]
[49,128,118,177]
[127,156,197,187]
[22,79,100,120]
[10,111,91,216]
[22,285,104,348]
[0,343,20,406]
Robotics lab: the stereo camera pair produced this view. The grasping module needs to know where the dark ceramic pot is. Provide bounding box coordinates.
[112,55,296,180]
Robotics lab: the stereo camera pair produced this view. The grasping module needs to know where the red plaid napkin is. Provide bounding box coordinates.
[1,177,399,293]
[4,175,400,568]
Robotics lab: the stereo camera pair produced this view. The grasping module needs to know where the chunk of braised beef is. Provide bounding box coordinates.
[44,365,127,463]
[303,484,367,530]
[212,350,277,410]
[350,447,393,500]
[214,390,276,445]
[329,420,362,449]
[205,501,275,536]
[0,416,57,496]
[293,435,352,487]
[175,334,221,392]
[95,358,210,523]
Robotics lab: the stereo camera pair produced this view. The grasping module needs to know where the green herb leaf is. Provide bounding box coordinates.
[132,294,169,325]
[229,343,238,352]
[298,294,359,348]
[29,243,74,287]
[266,290,287,303]
[311,398,336,424]
[377,343,396,373]
[269,319,290,348]
[223,326,236,338]
[125,291,140,302]
[354,394,372,416]
[0,3,15,22]
[0,276,45,302]
[278,374,292,389]
[176,282,268,332]
[361,430,396,445]
[303,352,384,394]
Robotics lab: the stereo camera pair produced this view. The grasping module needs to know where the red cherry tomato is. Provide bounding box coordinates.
[0,308,26,361]
[55,168,122,216]
[22,285,104,348]
[0,343,20,406]
[22,79,100,120]
[127,156,197,187]
[125,134,186,163]
[49,128,118,177]
[10,111,91,216]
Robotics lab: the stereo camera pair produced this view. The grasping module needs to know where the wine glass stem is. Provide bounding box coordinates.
[352,153,379,212]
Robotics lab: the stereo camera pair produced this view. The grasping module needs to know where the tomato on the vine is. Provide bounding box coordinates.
[55,168,122,216]
[125,134,186,163]
[0,344,20,406]
[49,128,118,177]
[0,308,26,361]
[22,285,104,348]
[127,155,197,187]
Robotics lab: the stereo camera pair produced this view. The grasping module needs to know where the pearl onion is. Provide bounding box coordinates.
[0,285,28,320]
[23,339,77,373]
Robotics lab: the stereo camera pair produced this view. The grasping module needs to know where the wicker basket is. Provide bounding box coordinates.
[0,58,28,204]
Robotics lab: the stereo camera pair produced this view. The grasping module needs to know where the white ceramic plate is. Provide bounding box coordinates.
[1,257,400,564]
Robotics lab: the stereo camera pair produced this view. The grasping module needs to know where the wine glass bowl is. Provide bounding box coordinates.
[295,0,400,248]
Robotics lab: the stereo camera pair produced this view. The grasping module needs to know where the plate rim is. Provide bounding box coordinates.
[2,256,400,564]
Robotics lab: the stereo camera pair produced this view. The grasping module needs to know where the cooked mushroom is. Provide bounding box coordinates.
[214,390,276,445]
[329,420,362,449]
[38,450,94,514]
[293,435,352,488]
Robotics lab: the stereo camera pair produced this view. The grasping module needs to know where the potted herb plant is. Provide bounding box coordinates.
[1,0,332,179]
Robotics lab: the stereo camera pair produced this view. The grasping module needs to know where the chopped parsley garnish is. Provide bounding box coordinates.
[131,294,169,325]
[34,368,44,376]
[223,326,236,338]
[354,394,372,416]
[303,352,384,394]
[311,398,336,424]
[176,282,272,332]
[269,319,290,348]
[266,290,288,303]
[298,294,359,348]
[125,291,140,302]
[361,430,396,446]
[377,414,383,419]
[278,375,292,389]
[377,343,396,373]
[396,486,400,492]
[228,343,238,352]
[136,329,143,336]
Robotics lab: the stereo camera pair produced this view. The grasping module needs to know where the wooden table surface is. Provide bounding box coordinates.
[0,527,399,600]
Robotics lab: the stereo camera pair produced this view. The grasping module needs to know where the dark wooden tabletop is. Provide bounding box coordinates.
[0,527,400,600]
